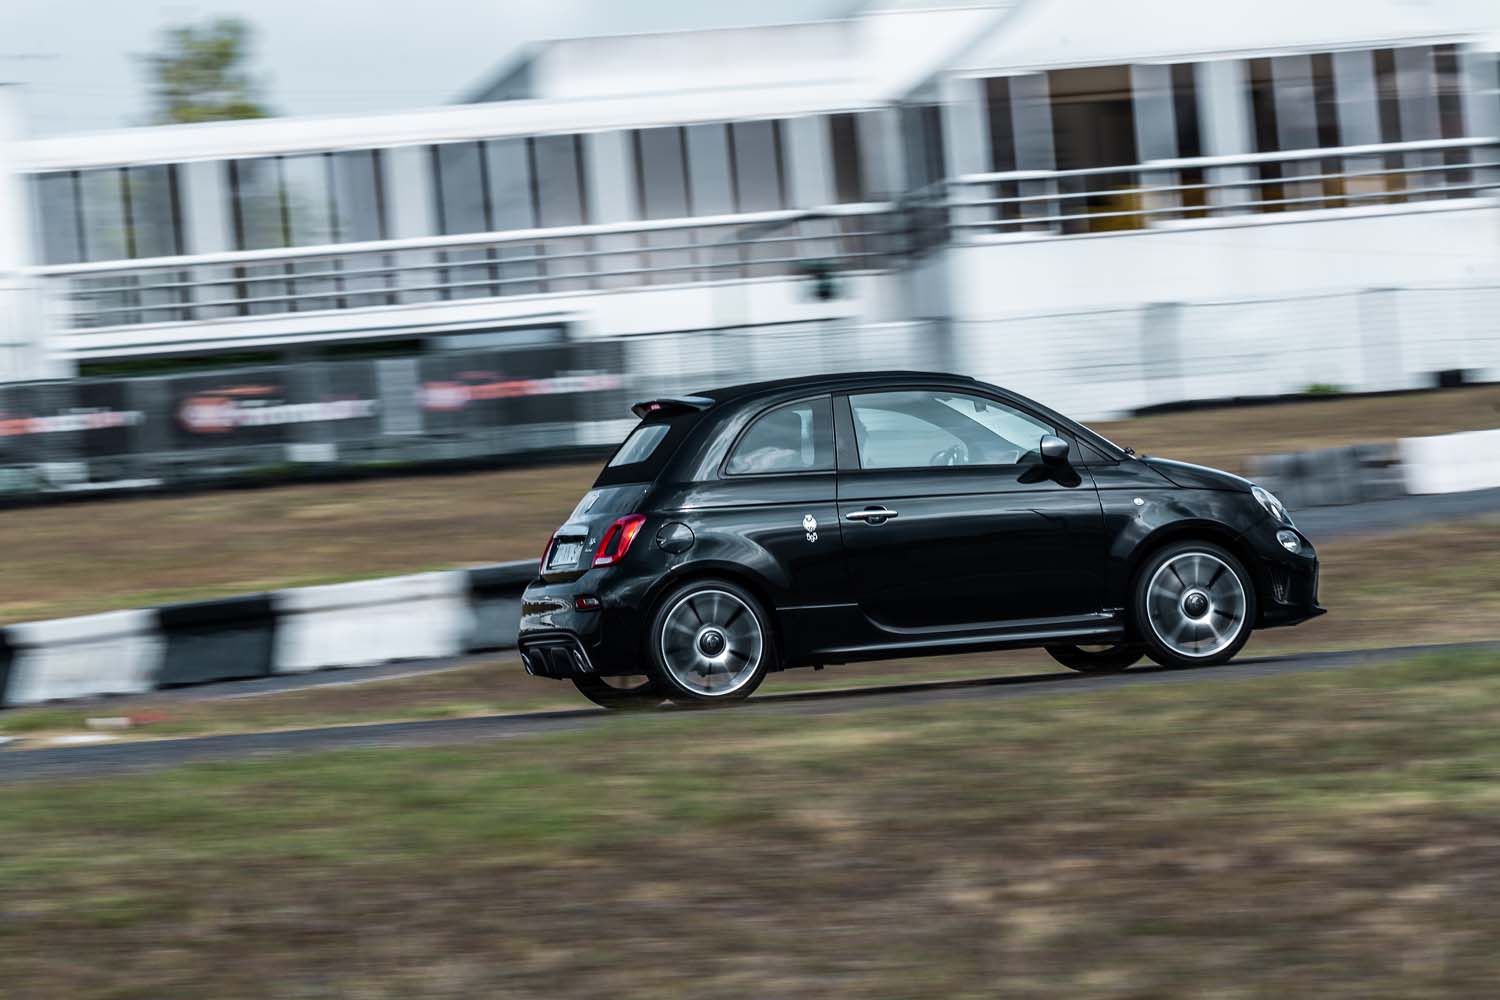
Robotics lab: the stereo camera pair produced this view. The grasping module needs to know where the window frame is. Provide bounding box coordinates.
[840,387,1063,474]
[719,395,837,479]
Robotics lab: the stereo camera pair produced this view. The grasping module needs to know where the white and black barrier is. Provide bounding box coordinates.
[0,561,537,708]
[1251,427,1500,508]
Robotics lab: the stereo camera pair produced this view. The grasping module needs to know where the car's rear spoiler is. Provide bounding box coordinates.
[630,396,715,419]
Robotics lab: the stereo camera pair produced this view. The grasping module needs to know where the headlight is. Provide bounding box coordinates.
[1276,529,1303,554]
[1251,485,1293,526]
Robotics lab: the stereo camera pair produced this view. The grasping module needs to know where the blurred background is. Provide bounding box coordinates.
[3,2,1500,996]
[0,0,1497,493]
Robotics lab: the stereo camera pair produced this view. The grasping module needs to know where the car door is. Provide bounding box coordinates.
[682,394,849,659]
[835,387,1106,632]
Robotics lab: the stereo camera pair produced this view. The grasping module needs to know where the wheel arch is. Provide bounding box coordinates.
[638,561,787,666]
[1121,520,1270,628]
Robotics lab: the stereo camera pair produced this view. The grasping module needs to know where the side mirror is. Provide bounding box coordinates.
[1040,435,1070,466]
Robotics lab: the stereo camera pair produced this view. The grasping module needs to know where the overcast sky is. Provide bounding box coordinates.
[1,0,850,136]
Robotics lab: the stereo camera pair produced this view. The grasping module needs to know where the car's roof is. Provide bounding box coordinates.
[695,370,979,403]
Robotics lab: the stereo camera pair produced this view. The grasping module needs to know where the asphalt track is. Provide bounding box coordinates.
[4,641,1498,783]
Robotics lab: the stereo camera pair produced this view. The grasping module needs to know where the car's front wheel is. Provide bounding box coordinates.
[1045,643,1145,673]
[1133,541,1256,669]
[649,579,773,705]
[571,674,667,711]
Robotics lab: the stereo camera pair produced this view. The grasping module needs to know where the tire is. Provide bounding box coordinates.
[1046,643,1145,674]
[1132,540,1257,669]
[648,579,774,705]
[571,674,667,711]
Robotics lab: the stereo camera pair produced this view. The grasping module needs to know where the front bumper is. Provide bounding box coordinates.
[1247,524,1326,628]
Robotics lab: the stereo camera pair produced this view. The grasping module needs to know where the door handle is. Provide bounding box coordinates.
[846,507,898,524]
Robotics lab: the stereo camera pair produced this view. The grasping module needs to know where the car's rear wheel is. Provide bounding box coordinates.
[1045,643,1145,673]
[571,674,666,711]
[649,579,772,705]
[1133,541,1256,669]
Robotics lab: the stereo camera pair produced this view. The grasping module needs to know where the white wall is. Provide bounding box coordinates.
[940,202,1500,419]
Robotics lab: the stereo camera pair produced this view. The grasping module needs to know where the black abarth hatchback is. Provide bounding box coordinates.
[520,372,1323,708]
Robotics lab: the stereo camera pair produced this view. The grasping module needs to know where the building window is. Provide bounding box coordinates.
[633,126,692,220]
[684,123,736,216]
[900,104,947,191]
[431,142,489,236]
[229,152,388,250]
[829,113,866,203]
[485,137,536,230]
[531,134,590,228]
[1047,65,1139,231]
[730,119,787,213]
[33,172,84,265]
[332,150,386,243]
[31,165,185,265]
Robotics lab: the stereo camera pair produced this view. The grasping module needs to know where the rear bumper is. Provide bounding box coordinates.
[518,574,646,677]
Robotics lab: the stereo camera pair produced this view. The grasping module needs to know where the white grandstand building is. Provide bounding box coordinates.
[0,0,1497,417]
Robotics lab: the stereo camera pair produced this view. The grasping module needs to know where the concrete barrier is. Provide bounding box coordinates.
[4,610,161,706]
[273,571,476,673]
[1249,442,1404,508]
[156,594,278,687]
[0,630,13,708]
[1400,427,1500,495]
[465,563,536,652]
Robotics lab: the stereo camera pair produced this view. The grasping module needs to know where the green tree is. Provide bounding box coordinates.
[142,18,272,125]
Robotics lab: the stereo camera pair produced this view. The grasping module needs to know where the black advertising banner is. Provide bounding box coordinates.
[168,368,381,450]
[0,381,145,464]
[416,343,627,437]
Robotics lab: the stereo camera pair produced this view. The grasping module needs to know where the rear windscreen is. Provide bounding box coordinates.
[607,424,670,468]
[594,413,700,486]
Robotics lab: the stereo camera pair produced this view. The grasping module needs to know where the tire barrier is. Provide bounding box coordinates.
[0,561,536,708]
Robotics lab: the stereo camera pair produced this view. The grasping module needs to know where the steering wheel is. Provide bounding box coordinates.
[928,442,969,467]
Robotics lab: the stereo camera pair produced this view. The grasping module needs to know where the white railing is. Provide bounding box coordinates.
[937,137,1500,242]
[36,203,902,331]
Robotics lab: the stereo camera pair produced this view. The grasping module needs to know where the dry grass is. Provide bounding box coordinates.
[4,650,1500,997]
[0,385,1495,625]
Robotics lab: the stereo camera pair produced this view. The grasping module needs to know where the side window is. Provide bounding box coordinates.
[726,397,835,476]
[850,390,1055,470]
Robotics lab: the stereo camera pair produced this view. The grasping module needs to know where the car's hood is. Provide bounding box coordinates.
[1139,456,1252,492]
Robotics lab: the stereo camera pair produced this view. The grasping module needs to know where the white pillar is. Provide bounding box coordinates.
[1459,45,1500,192]
[1131,63,1179,217]
[584,129,640,292]
[1009,73,1056,228]
[784,115,834,209]
[1333,49,1386,206]
[1395,46,1442,194]
[941,76,989,235]
[857,107,904,199]
[1196,59,1255,212]
[0,84,48,381]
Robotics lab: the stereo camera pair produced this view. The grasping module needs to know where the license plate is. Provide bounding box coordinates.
[549,541,585,569]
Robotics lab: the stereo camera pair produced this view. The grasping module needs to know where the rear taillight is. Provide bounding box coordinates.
[593,514,647,567]
[540,532,557,569]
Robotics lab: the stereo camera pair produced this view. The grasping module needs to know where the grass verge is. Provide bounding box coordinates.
[3,651,1500,997]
